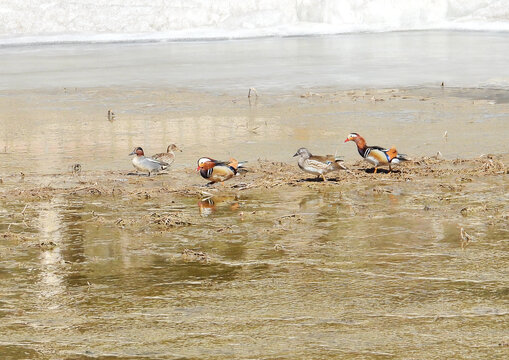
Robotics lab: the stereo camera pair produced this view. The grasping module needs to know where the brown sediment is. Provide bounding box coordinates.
[0,154,507,201]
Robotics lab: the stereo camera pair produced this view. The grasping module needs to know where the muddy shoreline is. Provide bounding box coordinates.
[2,153,507,236]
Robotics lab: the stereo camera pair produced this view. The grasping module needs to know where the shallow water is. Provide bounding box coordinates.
[0,87,508,176]
[1,172,508,358]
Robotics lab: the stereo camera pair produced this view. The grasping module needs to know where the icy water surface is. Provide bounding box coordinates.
[1,31,509,91]
[0,173,508,358]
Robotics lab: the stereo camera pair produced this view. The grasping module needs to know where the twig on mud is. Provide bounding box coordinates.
[69,185,102,195]
[460,227,474,249]
[248,87,258,98]
[231,182,256,190]
[182,249,210,263]
[71,163,82,175]
[276,214,298,220]
[150,213,192,228]
[107,109,115,121]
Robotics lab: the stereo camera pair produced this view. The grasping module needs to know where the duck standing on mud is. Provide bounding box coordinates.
[344,133,410,173]
[197,157,243,185]
[129,147,169,176]
[293,147,347,181]
[151,144,181,166]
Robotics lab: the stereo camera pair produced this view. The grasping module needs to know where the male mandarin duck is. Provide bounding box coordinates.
[196,157,245,184]
[344,133,410,173]
[293,147,347,181]
[129,147,169,176]
[151,144,181,166]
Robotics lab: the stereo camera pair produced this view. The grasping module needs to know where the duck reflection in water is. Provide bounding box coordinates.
[198,195,240,216]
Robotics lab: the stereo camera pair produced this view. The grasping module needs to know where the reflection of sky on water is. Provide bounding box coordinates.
[36,198,66,305]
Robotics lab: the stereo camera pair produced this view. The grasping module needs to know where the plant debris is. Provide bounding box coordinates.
[182,249,210,263]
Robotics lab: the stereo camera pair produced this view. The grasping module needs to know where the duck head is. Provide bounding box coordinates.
[129,147,144,156]
[344,133,361,143]
[197,157,216,171]
[293,147,311,158]
[167,144,182,153]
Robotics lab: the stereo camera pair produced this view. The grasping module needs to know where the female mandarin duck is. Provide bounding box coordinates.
[129,147,169,176]
[151,144,181,166]
[344,133,410,173]
[197,157,244,184]
[293,147,347,181]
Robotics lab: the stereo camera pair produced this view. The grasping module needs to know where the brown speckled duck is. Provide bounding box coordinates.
[293,147,347,181]
[151,144,181,166]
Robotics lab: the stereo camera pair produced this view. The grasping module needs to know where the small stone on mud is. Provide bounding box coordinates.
[273,244,285,251]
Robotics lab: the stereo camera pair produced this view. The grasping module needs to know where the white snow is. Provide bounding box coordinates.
[1,0,508,45]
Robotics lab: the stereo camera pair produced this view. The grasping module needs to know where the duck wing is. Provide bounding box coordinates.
[379,146,411,162]
[151,152,165,159]
[309,155,347,170]
[365,146,391,164]
[207,165,236,182]
[145,156,169,168]
[151,152,175,165]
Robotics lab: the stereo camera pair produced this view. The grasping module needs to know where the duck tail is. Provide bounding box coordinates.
[397,153,411,161]
[385,146,399,161]
[158,160,170,169]
[228,158,239,170]
[334,158,348,170]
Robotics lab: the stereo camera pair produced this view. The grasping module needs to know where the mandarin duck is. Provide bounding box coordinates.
[344,133,409,173]
[151,144,181,166]
[197,157,245,184]
[129,147,169,176]
[293,147,347,181]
